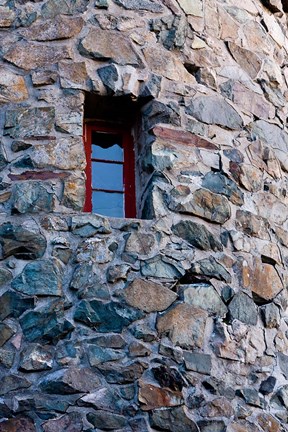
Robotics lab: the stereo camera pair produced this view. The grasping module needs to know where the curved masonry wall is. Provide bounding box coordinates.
[0,0,288,430]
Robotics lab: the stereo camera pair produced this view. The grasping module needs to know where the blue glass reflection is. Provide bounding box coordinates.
[92,161,123,190]
[92,132,123,161]
[92,191,124,217]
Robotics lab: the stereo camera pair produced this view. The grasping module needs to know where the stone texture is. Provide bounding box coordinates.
[251,261,283,302]
[183,283,227,317]
[0,67,28,103]
[150,406,199,432]
[12,182,54,214]
[3,43,71,70]
[20,15,84,41]
[87,411,128,430]
[189,257,231,283]
[5,107,55,138]
[0,221,46,260]
[20,344,54,371]
[12,259,63,296]
[0,268,12,287]
[0,291,35,321]
[184,352,212,374]
[202,172,244,206]
[122,279,177,312]
[186,96,243,130]
[59,61,89,90]
[42,413,83,432]
[157,303,208,349]
[228,292,258,325]
[139,380,183,410]
[172,220,223,251]
[113,0,164,12]
[228,42,262,79]
[79,29,140,66]
[40,367,101,394]
[236,210,269,240]
[0,418,35,432]
[141,255,184,279]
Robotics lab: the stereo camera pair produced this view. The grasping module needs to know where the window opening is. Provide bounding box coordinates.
[84,123,136,218]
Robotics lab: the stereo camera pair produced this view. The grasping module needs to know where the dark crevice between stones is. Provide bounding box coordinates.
[260,18,269,33]
[252,292,272,306]
[261,0,281,12]
[261,255,277,266]
[179,272,209,285]
[183,63,201,82]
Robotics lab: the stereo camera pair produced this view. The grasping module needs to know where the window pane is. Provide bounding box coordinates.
[92,191,124,217]
[92,161,123,191]
[92,132,123,161]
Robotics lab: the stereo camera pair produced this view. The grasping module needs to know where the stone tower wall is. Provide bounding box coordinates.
[0,0,288,430]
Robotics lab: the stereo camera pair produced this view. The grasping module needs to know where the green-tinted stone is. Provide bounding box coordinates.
[0,323,16,347]
[0,290,35,321]
[5,107,55,138]
[0,268,12,286]
[11,182,54,214]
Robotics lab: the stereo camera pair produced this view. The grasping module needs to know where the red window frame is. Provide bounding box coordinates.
[83,123,136,218]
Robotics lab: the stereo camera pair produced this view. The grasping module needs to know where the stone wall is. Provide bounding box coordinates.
[0,0,288,430]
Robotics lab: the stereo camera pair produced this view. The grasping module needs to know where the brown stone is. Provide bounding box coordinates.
[79,29,140,66]
[9,171,69,181]
[125,231,156,255]
[251,259,283,302]
[0,7,15,27]
[157,303,208,349]
[0,67,28,103]
[31,69,58,87]
[4,43,71,70]
[257,413,281,432]
[200,397,234,418]
[59,61,89,90]
[236,210,270,240]
[42,413,83,432]
[138,380,183,411]
[153,126,218,150]
[20,15,84,41]
[62,173,86,211]
[274,226,288,248]
[228,42,262,79]
[0,417,35,432]
[123,279,177,312]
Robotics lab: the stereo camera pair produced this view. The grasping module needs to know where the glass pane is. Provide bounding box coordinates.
[92,161,123,191]
[92,132,123,161]
[92,191,124,217]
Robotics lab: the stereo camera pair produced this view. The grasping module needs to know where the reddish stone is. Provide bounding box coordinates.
[138,380,183,411]
[0,417,35,432]
[9,171,69,181]
[153,126,218,150]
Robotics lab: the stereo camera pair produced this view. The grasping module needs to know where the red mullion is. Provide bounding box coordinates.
[123,130,136,218]
[83,123,92,212]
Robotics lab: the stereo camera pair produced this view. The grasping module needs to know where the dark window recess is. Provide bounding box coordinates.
[84,124,136,218]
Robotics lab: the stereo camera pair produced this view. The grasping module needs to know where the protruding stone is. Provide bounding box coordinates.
[236,210,269,240]
[150,406,199,432]
[251,261,283,302]
[20,15,84,41]
[227,42,262,79]
[141,255,184,279]
[122,279,177,312]
[87,411,128,430]
[157,303,208,349]
[42,413,83,432]
[228,292,258,325]
[79,29,140,66]
[0,268,12,287]
[186,96,243,130]
[5,107,55,138]
[39,367,102,394]
[172,220,223,251]
[71,214,111,237]
[59,61,89,90]
[0,291,34,321]
[202,172,244,206]
[11,182,54,214]
[20,344,54,371]
[138,380,183,411]
[184,352,212,374]
[42,0,89,18]
[261,303,280,328]
[183,283,227,317]
[113,0,163,12]
[177,0,203,16]
[124,231,156,255]
[0,323,16,347]
[189,257,231,283]
[0,221,46,260]
[0,67,28,103]
[12,259,63,296]
[0,375,31,395]
[200,397,234,418]
[0,418,35,432]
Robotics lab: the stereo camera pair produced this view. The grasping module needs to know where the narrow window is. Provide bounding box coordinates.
[83,123,136,218]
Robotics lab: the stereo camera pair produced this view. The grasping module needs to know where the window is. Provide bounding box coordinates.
[83,123,136,218]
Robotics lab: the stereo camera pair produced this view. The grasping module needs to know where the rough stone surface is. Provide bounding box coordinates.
[20,15,84,41]
[183,283,227,317]
[172,220,223,251]
[150,406,199,431]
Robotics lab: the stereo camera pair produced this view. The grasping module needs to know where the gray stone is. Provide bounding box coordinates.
[42,0,89,18]
[261,303,280,328]
[12,259,63,296]
[0,291,35,321]
[170,188,231,224]
[141,255,184,279]
[0,268,12,287]
[183,283,228,317]
[80,387,122,412]
[150,406,199,432]
[12,182,54,214]
[124,231,156,255]
[79,29,140,66]
[59,61,89,90]
[31,68,58,87]
[227,42,262,79]
[189,257,231,283]
[107,264,130,283]
[186,96,243,130]
[87,411,128,430]
[0,375,31,395]
[20,344,54,371]
[278,353,288,379]
[259,376,276,395]
[236,210,270,240]
[98,65,120,96]
[0,348,15,368]
[0,221,47,260]
[122,278,177,312]
[42,413,83,432]
[40,367,102,394]
[71,214,111,236]
[20,15,84,41]
[172,220,222,251]
[113,0,164,12]
[184,351,212,374]
[5,107,55,138]
[228,292,258,325]
[96,361,144,384]
[0,323,16,347]
[198,420,226,432]
[87,345,125,366]
[202,172,244,206]
[157,303,208,349]
[236,388,265,408]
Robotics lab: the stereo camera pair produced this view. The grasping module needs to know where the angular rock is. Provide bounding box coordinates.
[231,163,263,192]
[138,380,183,411]
[97,64,120,96]
[186,96,243,130]
[125,231,156,255]
[113,0,164,12]
[80,387,122,412]
[59,61,89,90]
[0,375,31,395]
[152,365,185,391]
[259,376,276,395]
[20,344,54,371]
[87,345,125,366]
[153,126,218,150]
[71,214,111,237]
[0,66,28,103]
[183,284,227,317]
[189,257,231,283]
[236,210,269,240]
[12,259,63,296]
[228,292,258,325]
[278,353,288,379]
[11,182,54,214]
[0,221,46,260]
[20,15,84,41]
[157,303,208,349]
[96,361,144,384]
[0,268,12,287]
[0,418,35,432]
[198,420,226,432]
[170,188,231,224]
[62,173,86,211]
[40,367,101,394]
[202,172,244,206]
[172,220,222,251]
[150,406,199,432]
[257,413,281,432]
[0,323,16,347]
[178,0,203,16]
[251,261,283,302]
[5,107,55,138]
[261,303,280,328]
[42,413,83,432]
[3,43,71,70]
[74,299,143,332]
[107,264,130,283]
[0,6,16,27]
[141,255,184,279]
[31,68,58,86]
[227,42,262,79]
[122,279,177,312]
[200,397,234,418]
[0,349,15,369]
[87,411,128,430]
[0,291,34,321]
[79,29,140,66]
[184,352,212,374]
[20,302,74,343]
